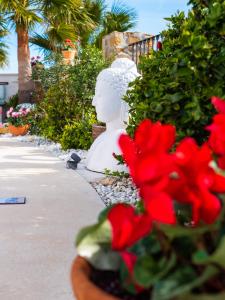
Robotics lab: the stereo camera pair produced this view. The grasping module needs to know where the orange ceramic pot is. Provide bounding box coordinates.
[62,50,77,60]
[71,256,120,300]
[0,127,9,134]
[8,124,30,136]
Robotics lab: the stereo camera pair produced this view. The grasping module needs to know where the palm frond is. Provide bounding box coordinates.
[104,0,138,33]
[29,33,57,53]
[0,0,42,30]
[0,42,8,67]
[94,0,138,48]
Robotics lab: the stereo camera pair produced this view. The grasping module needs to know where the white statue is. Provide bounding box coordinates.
[86,58,140,173]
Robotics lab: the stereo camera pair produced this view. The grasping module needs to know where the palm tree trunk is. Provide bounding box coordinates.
[17,26,34,104]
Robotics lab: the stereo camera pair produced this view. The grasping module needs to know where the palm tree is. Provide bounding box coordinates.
[29,0,137,53]
[94,0,138,48]
[30,1,96,56]
[0,1,41,103]
[77,0,106,47]
[0,16,8,67]
[0,0,92,103]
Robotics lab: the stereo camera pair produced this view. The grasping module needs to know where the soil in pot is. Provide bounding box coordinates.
[90,268,150,300]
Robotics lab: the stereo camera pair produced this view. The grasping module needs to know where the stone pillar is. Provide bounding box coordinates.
[102,31,152,60]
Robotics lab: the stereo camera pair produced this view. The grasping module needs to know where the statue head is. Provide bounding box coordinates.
[92,58,139,124]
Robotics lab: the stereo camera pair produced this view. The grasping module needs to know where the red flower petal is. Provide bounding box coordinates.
[134,120,175,155]
[212,96,225,114]
[218,155,225,170]
[120,251,145,293]
[140,187,176,225]
[108,204,152,250]
[200,189,222,224]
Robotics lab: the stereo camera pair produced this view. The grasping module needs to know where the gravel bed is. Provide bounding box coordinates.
[91,176,139,206]
[0,133,139,206]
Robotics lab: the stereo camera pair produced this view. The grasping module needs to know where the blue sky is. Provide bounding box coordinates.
[1,0,189,73]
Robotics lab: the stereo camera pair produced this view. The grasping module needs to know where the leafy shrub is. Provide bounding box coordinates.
[6,93,19,108]
[37,80,82,141]
[125,0,225,143]
[35,46,108,144]
[60,113,96,150]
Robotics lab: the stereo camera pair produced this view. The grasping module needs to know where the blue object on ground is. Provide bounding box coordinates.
[0,197,26,204]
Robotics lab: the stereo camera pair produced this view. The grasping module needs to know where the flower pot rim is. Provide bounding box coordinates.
[62,49,77,53]
[71,256,120,300]
[92,124,106,128]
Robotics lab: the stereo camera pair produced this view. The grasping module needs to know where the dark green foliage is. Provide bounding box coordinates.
[36,46,108,147]
[6,93,19,108]
[125,0,225,143]
[35,81,81,141]
[60,114,96,150]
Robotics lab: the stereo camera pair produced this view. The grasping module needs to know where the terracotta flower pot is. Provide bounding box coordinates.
[0,127,9,134]
[92,124,106,140]
[8,124,30,136]
[71,256,120,300]
[62,50,77,60]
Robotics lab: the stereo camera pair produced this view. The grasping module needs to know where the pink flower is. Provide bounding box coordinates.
[12,112,20,118]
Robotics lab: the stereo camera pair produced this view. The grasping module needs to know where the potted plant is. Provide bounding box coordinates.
[71,97,225,300]
[6,106,32,136]
[62,39,78,61]
[92,122,106,140]
[0,122,8,134]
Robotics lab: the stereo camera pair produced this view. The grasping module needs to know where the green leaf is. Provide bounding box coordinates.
[192,250,209,264]
[164,93,183,103]
[177,293,225,300]
[152,266,219,300]
[193,236,225,269]
[159,223,218,240]
[134,254,176,288]
[76,220,120,270]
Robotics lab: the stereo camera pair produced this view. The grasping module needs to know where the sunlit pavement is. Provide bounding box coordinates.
[0,137,103,300]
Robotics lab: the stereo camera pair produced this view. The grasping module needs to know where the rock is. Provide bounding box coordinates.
[96,176,119,186]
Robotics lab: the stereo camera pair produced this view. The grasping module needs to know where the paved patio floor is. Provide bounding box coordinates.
[0,137,103,300]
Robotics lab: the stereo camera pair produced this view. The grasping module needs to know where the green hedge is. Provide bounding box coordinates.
[125,0,225,143]
[60,114,96,150]
[35,46,109,147]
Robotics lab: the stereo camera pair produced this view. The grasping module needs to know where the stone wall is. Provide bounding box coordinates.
[102,31,151,60]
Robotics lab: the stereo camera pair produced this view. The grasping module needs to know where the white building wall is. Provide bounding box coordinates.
[0,73,18,102]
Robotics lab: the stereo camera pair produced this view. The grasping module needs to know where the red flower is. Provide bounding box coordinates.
[211,96,225,114]
[120,251,144,293]
[168,138,225,224]
[119,119,176,225]
[140,189,176,224]
[207,114,225,155]
[107,204,152,251]
[157,41,163,50]
[207,97,225,169]
[119,119,175,187]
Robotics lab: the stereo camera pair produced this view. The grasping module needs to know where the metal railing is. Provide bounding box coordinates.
[128,34,162,65]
